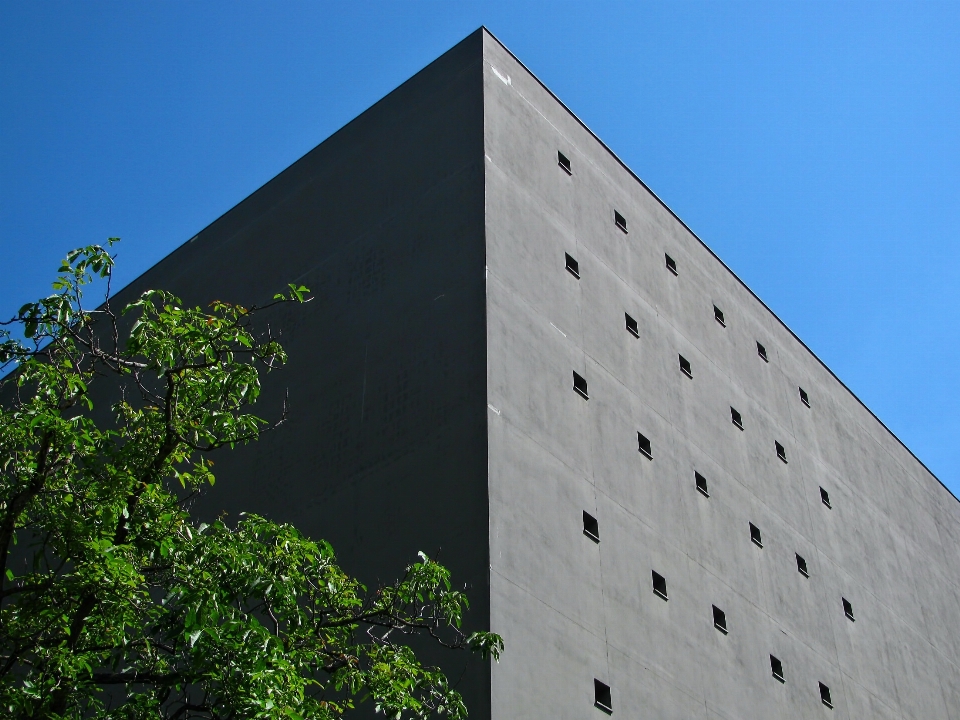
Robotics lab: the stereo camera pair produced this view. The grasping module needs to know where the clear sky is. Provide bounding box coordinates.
[2,1,958,499]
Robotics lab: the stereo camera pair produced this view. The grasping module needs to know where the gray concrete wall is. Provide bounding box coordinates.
[105,30,492,717]
[482,29,960,720]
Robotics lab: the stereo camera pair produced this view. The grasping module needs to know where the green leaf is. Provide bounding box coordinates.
[0,244,494,720]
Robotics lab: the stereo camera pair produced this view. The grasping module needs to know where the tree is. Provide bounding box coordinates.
[0,242,502,720]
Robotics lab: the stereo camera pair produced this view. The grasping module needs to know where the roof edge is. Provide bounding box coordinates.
[478,26,956,504]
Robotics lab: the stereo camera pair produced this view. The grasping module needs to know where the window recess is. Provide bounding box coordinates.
[819,682,833,708]
[731,407,743,430]
[713,605,728,634]
[695,472,709,497]
[714,305,726,326]
[594,680,612,714]
[665,254,678,275]
[614,210,628,233]
[820,487,831,508]
[652,571,668,600]
[770,655,784,683]
[776,441,787,463]
[637,432,652,460]
[573,371,589,400]
[583,511,600,543]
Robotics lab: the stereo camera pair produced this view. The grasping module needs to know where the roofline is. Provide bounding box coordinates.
[478,26,956,504]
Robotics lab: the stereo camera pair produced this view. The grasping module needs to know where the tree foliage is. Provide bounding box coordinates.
[0,242,502,720]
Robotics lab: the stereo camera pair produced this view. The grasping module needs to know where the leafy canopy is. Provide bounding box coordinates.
[0,242,502,720]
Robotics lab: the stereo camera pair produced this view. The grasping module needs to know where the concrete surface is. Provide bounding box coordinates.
[482,28,959,720]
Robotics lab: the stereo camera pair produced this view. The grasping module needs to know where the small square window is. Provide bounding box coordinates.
[820,487,831,508]
[573,371,589,400]
[558,150,572,174]
[652,570,668,600]
[695,472,709,497]
[819,682,833,708]
[679,354,692,378]
[665,253,678,275]
[614,210,628,233]
[594,679,612,714]
[799,387,810,407]
[842,597,855,621]
[796,553,809,577]
[714,305,726,326]
[770,655,784,683]
[713,605,727,634]
[625,313,639,338]
[776,441,787,463]
[637,432,652,459]
[583,511,600,543]
[565,252,580,279]
[730,407,743,430]
[757,341,768,362]
[749,522,763,548]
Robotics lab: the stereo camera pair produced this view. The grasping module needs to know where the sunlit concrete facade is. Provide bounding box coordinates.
[122,29,960,719]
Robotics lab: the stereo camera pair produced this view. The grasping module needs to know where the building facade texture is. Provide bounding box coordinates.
[116,29,960,720]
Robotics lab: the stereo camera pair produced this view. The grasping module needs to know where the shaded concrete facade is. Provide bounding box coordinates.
[120,28,959,719]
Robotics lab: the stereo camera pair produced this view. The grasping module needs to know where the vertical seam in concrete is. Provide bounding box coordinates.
[580,252,614,688]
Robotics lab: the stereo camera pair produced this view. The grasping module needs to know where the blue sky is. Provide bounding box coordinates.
[2,1,958,498]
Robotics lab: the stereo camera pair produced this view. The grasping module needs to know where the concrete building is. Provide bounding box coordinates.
[120,28,960,719]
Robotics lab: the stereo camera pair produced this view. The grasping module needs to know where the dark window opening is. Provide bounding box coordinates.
[679,355,692,378]
[770,655,784,683]
[565,252,580,279]
[731,407,743,430]
[573,371,589,400]
[842,597,855,621]
[713,605,727,633]
[714,305,726,326]
[757,341,768,362]
[750,523,763,548]
[665,254,678,275]
[819,682,833,708]
[583,511,600,543]
[776,441,787,463]
[637,432,652,459]
[799,387,810,407]
[625,313,639,338]
[652,571,668,600]
[594,679,612,714]
[820,487,831,508]
[558,150,572,174]
[614,210,628,233]
[796,553,809,577]
[695,472,709,497]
